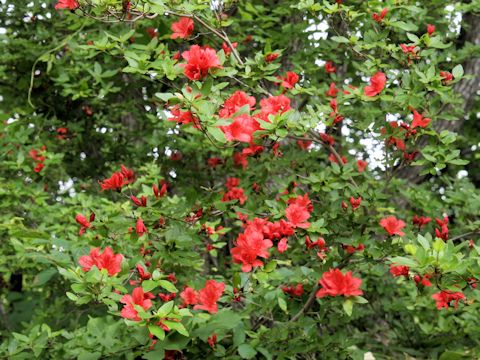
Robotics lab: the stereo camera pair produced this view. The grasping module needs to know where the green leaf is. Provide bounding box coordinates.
[278,297,287,313]
[207,126,227,143]
[238,344,257,359]
[157,301,175,318]
[343,298,353,316]
[142,280,158,292]
[331,36,349,43]
[148,325,165,341]
[452,64,464,79]
[158,280,178,293]
[390,21,418,32]
[417,234,430,250]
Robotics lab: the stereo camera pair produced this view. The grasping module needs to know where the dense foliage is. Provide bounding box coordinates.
[1,0,480,359]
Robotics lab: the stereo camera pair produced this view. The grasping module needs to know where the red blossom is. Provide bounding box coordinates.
[440,71,453,84]
[372,8,388,22]
[193,280,225,314]
[78,247,123,276]
[180,286,198,306]
[170,17,194,39]
[136,218,148,237]
[432,291,465,310]
[222,41,238,56]
[219,91,256,119]
[389,265,409,277]
[427,24,435,36]
[55,0,79,10]
[220,114,260,143]
[316,269,363,298]
[325,61,336,74]
[75,214,92,236]
[282,284,304,297]
[277,71,299,90]
[181,45,221,81]
[380,216,406,236]
[231,222,273,272]
[265,52,279,62]
[411,110,431,129]
[349,197,362,211]
[286,194,312,229]
[364,71,386,97]
[120,287,154,321]
[357,159,368,172]
[412,215,431,228]
[326,82,338,97]
[208,333,217,348]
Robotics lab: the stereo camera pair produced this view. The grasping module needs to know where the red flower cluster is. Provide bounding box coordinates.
[316,269,363,298]
[285,194,313,229]
[99,165,135,192]
[29,146,47,173]
[380,216,406,236]
[78,247,123,276]
[120,287,155,321]
[349,197,362,211]
[181,45,221,81]
[305,236,328,259]
[389,265,409,278]
[171,17,194,39]
[413,215,431,228]
[364,71,386,97]
[435,216,449,240]
[179,280,225,314]
[222,177,247,205]
[432,290,465,310]
[168,106,200,128]
[136,218,148,237]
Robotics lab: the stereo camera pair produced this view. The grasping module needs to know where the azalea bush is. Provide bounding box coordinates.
[1,0,480,359]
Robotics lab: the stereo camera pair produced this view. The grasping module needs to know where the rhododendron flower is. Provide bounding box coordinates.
[120,287,154,321]
[343,243,365,254]
[180,286,198,306]
[78,247,123,276]
[380,216,406,236]
[146,27,158,38]
[286,194,312,229]
[219,91,256,118]
[131,195,147,207]
[181,45,221,81]
[440,71,453,84]
[277,71,299,90]
[320,133,335,145]
[329,153,347,164]
[168,107,200,127]
[170,17,194,39]
[349,197,361,211]
[208,333,217,348]
[400,44,417,56]
[265,52,279,62]
[136,218,147,237]
[233,152,249,168]
[357,159,367,172]
[411,110,430,129]
[427,24,435,36]
[220,114,260,143]
[136,264,151,280]
[316,269,363,298]
[222,41,237,56]
[259,95,291,116]
[325,61,336,74]
[412,215,431,227]
[75,214,92,236]
[222,186,247,205]
[389,265,409,277]
[282,284,304,297]
[231,224,273,272]
[372,8,388,22]
[55,0,79,10]
[414,274,432,287]
[364,71,386,97]
[432,291,465,310]
[297,139,312,150]
[193,280,225,314]
[100,172,125,191]
[326,82,338,97]
[277,237,288,253]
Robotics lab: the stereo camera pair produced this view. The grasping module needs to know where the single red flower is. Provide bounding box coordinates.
[372,8,388,22]
[389,265,409,277]
[136,264,151,280]
[181,45,221,81]
[285,194,312,229]
[277,237,288,253]
[326,82,338,97]
[208,333,217,348]
[427,24,435,36]
[380,216,406,236]
[265,52,279,62]
[277,71,299,90]
[55,0,79,10]
[259,95,291,116]
[78,247,123,276]
[220,114,260,143]
[411,109,430,129]
[180,286,199,306]
[316,269,363,298]
[357,159,367,172]
[297,139,312,150]
[120,287,154,321]
[349,197,362,211]
[320,133,335,145]
[193,280,225,314]
[219,90,256,118]
[432,291,465,310]
[325,61,336,74]
[136,218,147,237]
[131,195,147,207]
[170,17,194,39]
[221,41,238,56]
[282,284,304,297]
[440,71,453,84]
[412,215,431,227]
[75,214,92,236]
[231,223,273,272]
[364,71,386,97]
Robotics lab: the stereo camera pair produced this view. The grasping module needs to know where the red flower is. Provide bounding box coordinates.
[432,291,465,310]
[326,82,338,97]
[180,286,198,306]
[219,91,256,118]
[414,274,432,287]
[233,152,248,169]
[131,195,147,207]
[231,223,273,272]
[357,159,367,172]
[146,27,158,38]
[329,153,347,164]
[170,17,194,39]
[320,133,335,145]
[282,284,304,297]
[136,218,147,237]
[325,61,336,74]
[265,52,279,62]
[277,237,288,253]
[285,194,312,229]
[316,269,363,298]
[411,109,430,129]
[136,264,151,280]
[220,114,260,143]
[55,0,79,10]
[277,71,299,90]
[208,333,217,348]
[193,280,225,314]
[349,197,362,211]
[297,139,312,150]
[389,265,409,277]
[259,95,291,116]
[222,186,247,205]
[222,41,238,56]
[75,214,92,236]
[78,247,123,276]
[207,157,223,168]
[99,166,133,192]
[34,163,45,173]
[120,287,154,321]
[380,216,406,236]
[181,45,221,81]
[440,71,453,84]
[427,24,435,36]
[412,215,431,227]
[168,107,200,127]
[364,71,386,97]
[372,8,388,22]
